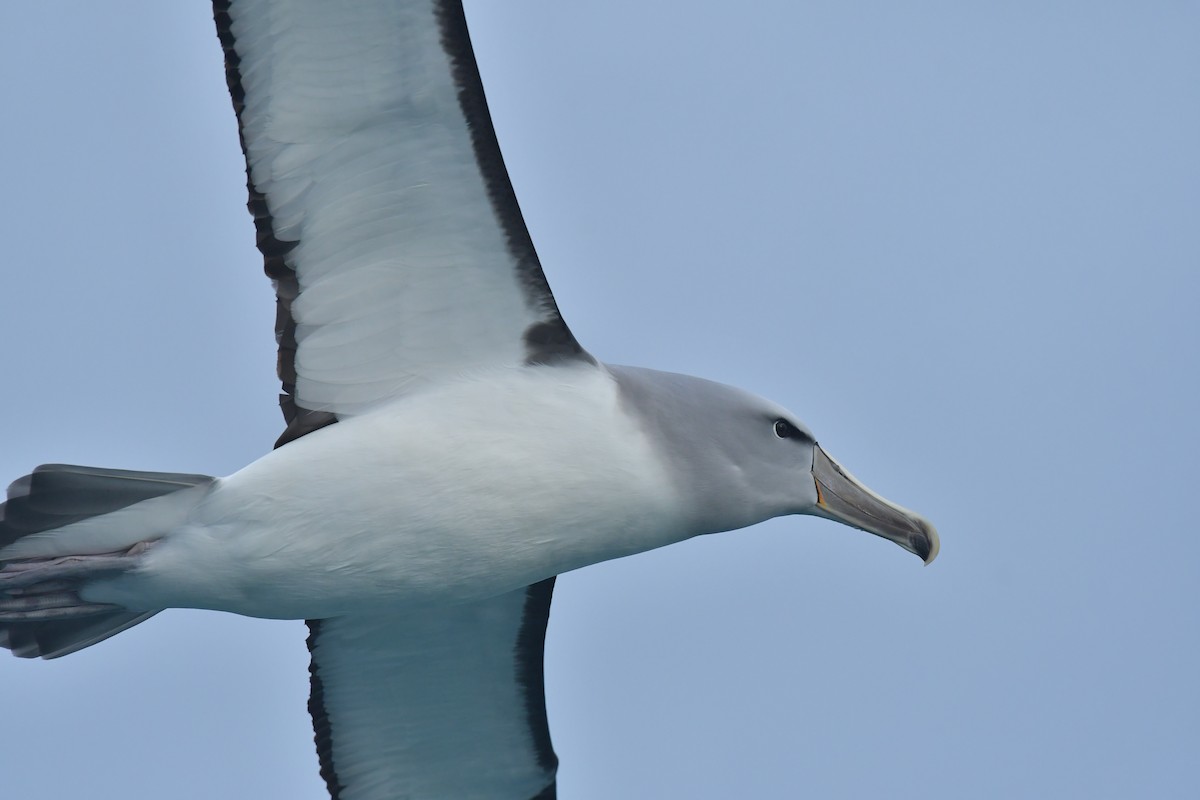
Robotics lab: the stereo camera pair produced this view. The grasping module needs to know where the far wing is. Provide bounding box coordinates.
[213,0,590,440]
[305,580,558,800]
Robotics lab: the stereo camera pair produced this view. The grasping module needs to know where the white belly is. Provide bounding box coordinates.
[87,365,686,618]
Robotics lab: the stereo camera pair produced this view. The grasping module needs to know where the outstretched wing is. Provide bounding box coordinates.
[305,582,558,800]
[214,0,589,439]
[213,1,568,797]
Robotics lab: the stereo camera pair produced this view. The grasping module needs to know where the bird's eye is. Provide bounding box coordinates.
[774,419,800,439]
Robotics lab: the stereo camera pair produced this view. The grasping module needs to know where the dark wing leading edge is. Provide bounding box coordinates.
[212,2,570,798]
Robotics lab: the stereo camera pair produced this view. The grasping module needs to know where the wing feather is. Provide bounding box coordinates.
[215,0,589,421]
[305,582,558,800]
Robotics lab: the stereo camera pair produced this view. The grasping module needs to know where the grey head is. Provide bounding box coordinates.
[608,365,939,564]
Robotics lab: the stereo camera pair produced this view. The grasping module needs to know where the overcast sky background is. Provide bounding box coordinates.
[1,2,1197,798]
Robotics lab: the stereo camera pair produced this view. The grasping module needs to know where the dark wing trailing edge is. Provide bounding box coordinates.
[212,0,337,448]
[213,1,567,797]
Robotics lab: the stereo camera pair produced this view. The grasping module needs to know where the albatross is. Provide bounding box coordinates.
[0,2,938,798]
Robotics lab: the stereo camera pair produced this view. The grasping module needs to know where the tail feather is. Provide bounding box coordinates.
[0,464,214,659]
[1,611,159,659]
[1,464,212,548]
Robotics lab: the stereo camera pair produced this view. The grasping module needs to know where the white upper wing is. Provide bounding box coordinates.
[216,0,589,436]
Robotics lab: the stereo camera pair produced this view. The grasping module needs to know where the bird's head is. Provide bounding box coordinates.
[609,365,939,564]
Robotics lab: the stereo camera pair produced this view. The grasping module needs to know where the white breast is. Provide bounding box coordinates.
[91,365,685,618]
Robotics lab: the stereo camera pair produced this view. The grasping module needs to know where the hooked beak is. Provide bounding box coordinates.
[809,445,939,564]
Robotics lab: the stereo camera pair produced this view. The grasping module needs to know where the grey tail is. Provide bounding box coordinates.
[0,464,214,659]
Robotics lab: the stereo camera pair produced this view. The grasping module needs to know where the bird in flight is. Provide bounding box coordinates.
[0,2,938,798]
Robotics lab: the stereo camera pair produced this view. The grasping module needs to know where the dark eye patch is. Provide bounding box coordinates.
[774,419,802,440]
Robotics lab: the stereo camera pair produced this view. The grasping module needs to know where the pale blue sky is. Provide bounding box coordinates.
[2,2,1197,798]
